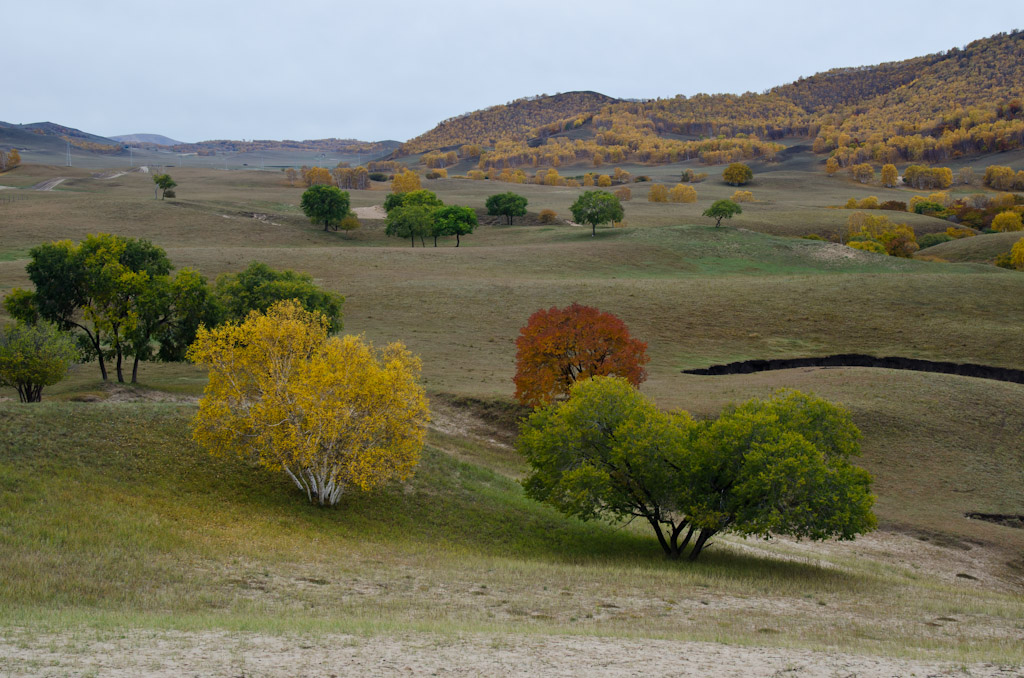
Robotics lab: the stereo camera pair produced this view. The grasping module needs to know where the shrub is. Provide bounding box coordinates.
[723,162,753,186]
[538,209,558,224]
[918,232,953,249]
[731,190,754,203]
[670,184,698,203]
[848,240,887,255]
[992,211,1024,232]
[614,187,631,202]
[802,234,825,240]
[945,226,977,239]
[368,172,388,182]
[0,321,78,402]
[879,200,907,212]
[647,184,668,202]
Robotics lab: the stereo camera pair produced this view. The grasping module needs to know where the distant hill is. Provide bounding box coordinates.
[0,121,122,156]
[168,138,402,159]
[394,30,1024,172]
[111,133,184,146]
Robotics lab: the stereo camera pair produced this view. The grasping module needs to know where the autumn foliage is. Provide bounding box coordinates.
[513,303,649,407]
[188,301,429,506]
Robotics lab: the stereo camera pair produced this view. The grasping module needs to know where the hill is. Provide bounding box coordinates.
[394,31,1024,172]
[111,133,185,146]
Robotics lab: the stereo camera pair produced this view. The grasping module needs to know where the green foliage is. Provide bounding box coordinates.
[212,262,344,333]
[152,173,177,199]
[300,184,351,231]
[386,205,435,247]
[0,321,78,402]
[520,381,877,561]
[431,205,477,247]
[569,190,624,237]
[918,232,954,249]
[383,189,443,214]
[912,200,946,216]
[485,192,528,225]
[702,199,742,227]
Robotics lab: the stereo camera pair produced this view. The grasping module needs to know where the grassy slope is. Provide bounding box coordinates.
[0,401,1021,662]
[923,231,1023,263]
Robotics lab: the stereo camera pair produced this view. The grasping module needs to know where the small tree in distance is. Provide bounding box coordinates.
[722,162,753,186]
[300,184,350,231]
[569,190,624,237]
[703,199,742,227]
[513,303,648,407]
[485,192,528,225]
[153,173,177,199]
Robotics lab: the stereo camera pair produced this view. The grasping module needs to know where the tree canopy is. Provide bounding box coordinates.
[0,321,79,402]
[485,192,528,225]
[513,303,648,407]
[188,300,429,506]
[722,163,753,186]
[569,190,624,236]
[300,184,351,231]
[153,173,177,199]
[519,380,877,561]
[212,261,344,333]
[432,205,477,247]
[385,205,435,247]
[702,199,743,227]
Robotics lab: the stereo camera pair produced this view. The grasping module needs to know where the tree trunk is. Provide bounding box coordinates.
[433,236,438,247]
[131,354,141,384]
[324,221,329,231]
[115,348,124,383]
[456,233,460,247]
[410,236,415,247]
[592,223,596,237]
[688,528,717,561]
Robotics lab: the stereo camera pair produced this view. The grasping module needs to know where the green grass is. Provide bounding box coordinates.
[0,401,1021,662]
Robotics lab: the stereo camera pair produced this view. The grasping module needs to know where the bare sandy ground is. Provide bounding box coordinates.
[30,177,65,191]
[0,629,1017,677]
[354,205,387,220]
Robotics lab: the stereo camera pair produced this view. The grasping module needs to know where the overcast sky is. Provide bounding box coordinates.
[7,1,1023,143]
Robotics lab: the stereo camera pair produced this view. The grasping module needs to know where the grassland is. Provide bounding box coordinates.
[0,155,1022,672]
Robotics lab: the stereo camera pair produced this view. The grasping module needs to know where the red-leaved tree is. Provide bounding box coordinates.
[513,303,649,407]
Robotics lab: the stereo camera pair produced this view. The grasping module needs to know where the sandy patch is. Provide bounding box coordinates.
[31,178,66,191]
[353,205,387,220]
[0,629,1015,677]
[0,185,14,190]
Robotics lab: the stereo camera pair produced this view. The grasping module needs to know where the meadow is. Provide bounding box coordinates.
[0,152,1022,673]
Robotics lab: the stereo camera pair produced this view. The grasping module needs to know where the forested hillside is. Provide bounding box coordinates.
[396,30,1024,171]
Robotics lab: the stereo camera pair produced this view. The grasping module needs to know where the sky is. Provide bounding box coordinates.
[7,1,1024,143]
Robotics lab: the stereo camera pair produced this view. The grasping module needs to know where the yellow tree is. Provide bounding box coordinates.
[881,164,898,187]
[730,190,753,202]
[670,184,698,202]
[188,301,429,506]
[597,174,612,187]
[825,157,840,176]
[992,211,1023,232]
[304,167,332,187]
[648,184,668,202]
[391,170,422,193]
[1010,238,1024,269]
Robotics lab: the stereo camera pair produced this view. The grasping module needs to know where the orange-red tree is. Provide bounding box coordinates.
[513,303,649,407]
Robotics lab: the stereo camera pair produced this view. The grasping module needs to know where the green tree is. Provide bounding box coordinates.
[722,162,753,186]
[153,173,177,199]
[569,190,624,237]
[385,205,435,247]
[519,377,697,558]
[702,199,742,227]
[0,321,79,402]
[485,192,528,225]
[383,189,444,214]
[300,184,351,231]
[431,205,478,247]
[213,262,344,333]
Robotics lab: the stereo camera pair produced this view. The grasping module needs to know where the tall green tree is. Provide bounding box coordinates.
[569,190,624,237]
[300,184,351,231]
[0,321,79,402]
[383,189,443,214]
[431,205,477,246]
[385,205,435,247]
[485,192,528,225]
[213,262,344,333]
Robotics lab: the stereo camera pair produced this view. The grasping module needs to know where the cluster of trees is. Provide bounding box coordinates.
[0,148,21,171]
[384,189,477,247]
[4,237,342,385]
[845,212,919,257]
[983,165,1024,191]
[511,304,876,561]
[189,300,428,507]
[485,192,528,224]
[169,138,394,156]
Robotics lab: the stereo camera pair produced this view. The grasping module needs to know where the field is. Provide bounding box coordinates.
[1,154,1023,675]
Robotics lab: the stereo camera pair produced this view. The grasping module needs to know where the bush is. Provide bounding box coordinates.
[945,226,977,239]
[670,184,698,203]
[992,211,1024,232]
[879,200,907,212]
[848,240,887,255]
[802,233,825,240]
[538,209,558,224]
[368,172,388,182]
[162,188,176,199]
[0,321,79,402]
[918,232,953,249]
[614,187,631,202]
[723,162,753,186]
[647,184,668,202]
[731,190,754,202]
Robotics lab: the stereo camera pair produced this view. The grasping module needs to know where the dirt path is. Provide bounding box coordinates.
[30,177,66,191]
[0,629,1015,677]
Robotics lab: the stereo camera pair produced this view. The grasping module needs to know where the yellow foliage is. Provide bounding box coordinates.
[927,191,950,207]
[391,170,421,194]
[825,157,840,176]
[647,184,668,202]
[615,186,632,201]
[303,166,332,187]
[187,301,429,506]
[857,196,879,209]
[583,173,594,187]
[992,211,1024,232]
[881,164,898,187]
[1011,237,1024,269]
[730,190,754,202]
[467,170,485,180]
[597,174,612,187]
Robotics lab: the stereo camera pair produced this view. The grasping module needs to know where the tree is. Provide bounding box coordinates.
[302,167,332,187]
[386,205,434,247]
[881,163,898,187]
[213,261,344,332]
[992,211,1023,232]
[1010,237,1024,269]
[284,168,299,186]
[680,390,876,560]
[702,199,742,227]
[391,169,421,193]
[850,163,874,184]
[647,184,668,202]
[0,321,78,402]
[722,162,753,186]
[485,192,528,225]
[670,184,698,203]
[824,157,840,176]
[519,377,697,558]
[432,205,477,247]
[513,303,648,407]
[384,189,443,214]
[300,184,351,231]
[152,173,176,199]
[569,190,624,237]
[188,301,429,507]
[4,234,177,382]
